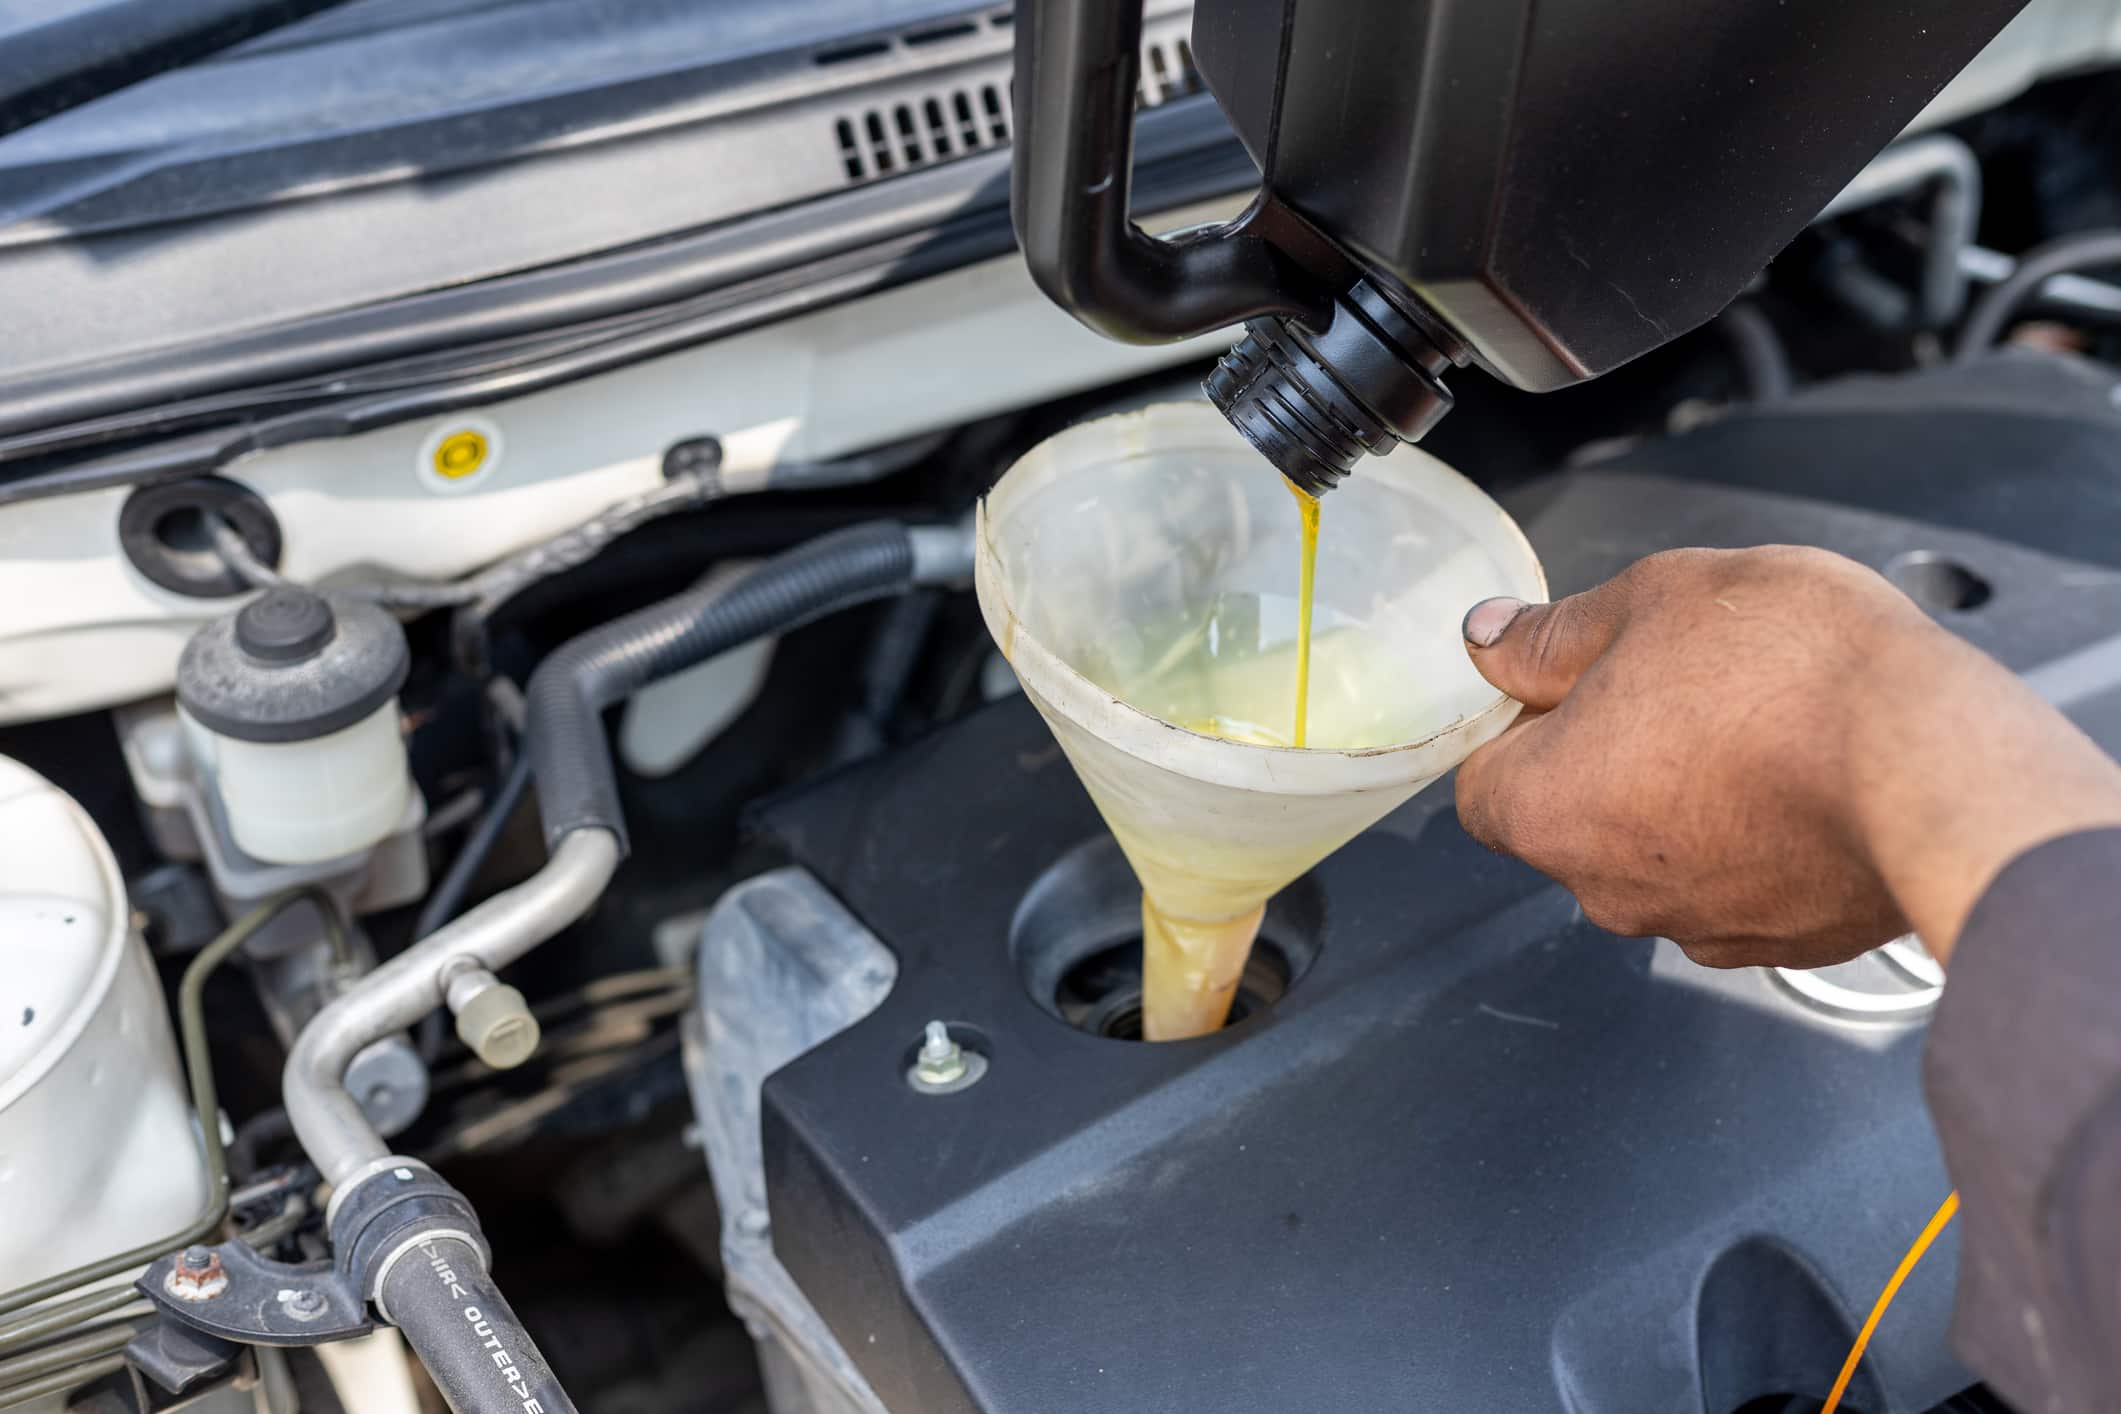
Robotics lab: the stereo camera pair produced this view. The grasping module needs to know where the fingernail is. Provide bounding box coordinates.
[1462,597,1527,648]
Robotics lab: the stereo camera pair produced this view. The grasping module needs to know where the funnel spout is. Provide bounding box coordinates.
[1142,899,1268,1041]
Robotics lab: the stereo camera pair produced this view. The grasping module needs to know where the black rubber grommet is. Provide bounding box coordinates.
[118,477,283,599]
[662,436,724,481]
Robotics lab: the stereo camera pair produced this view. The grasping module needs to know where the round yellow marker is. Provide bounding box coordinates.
[416,417,503,493]
[433,429,489,480]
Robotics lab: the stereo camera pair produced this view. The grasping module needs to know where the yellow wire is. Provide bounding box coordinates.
[1819,1191,1961,1414]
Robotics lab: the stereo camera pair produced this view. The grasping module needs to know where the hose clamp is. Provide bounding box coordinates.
[329,1156,491,1309]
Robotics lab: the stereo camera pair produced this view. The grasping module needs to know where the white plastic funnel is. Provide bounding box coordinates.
[976,402,1545,1039]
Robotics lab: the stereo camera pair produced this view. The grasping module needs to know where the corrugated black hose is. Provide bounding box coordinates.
[524,520,917,853]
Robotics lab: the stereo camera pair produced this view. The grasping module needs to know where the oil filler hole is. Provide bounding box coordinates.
[1010,835,1323,1042]
[1887,551,1991,613]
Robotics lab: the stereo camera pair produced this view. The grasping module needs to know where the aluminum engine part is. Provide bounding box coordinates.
[680,869,896,1414]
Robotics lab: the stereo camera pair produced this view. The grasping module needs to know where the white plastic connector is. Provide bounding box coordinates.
[443,963,540,1070]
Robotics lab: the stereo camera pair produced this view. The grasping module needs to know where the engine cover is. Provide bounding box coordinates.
[743,355,2121,1413]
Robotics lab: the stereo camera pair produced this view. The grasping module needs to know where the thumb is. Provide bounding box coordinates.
[1461,582,1628,711]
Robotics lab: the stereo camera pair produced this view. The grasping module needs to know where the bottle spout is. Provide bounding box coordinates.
[1206,282,1459,497]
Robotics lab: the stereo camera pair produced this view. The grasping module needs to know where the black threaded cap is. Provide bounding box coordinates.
[1204,283,1456,497]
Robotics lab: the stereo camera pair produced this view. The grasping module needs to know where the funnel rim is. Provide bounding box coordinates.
[975,401,1547,796]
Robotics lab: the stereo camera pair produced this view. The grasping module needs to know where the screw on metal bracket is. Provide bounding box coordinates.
[165,1247,229,1303]
[276,1288,329,1323]
[906,1020,987,1095]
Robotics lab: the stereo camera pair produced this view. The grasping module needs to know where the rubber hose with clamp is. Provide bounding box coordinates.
[278,520,954,1412]
[287,521,936,1180]
[332,1163,572,1414]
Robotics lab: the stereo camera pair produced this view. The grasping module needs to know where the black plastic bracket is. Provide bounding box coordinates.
[139,1159,487,1352]
[137,1242,371,1349]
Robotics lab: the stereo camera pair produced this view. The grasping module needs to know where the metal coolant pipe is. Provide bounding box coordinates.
[284,828,619,1186]
[284,524,955,1176]
[276,834,611,1414]
[287,521,952,1180]
[1816,132,1982,327]
[276,519,968,1411]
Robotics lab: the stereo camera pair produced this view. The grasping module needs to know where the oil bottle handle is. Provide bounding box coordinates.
[1010,0,1327,344]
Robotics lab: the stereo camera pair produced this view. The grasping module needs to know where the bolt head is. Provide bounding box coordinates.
[914,1050,968,1085]
[278,1288,329,1321]
[906,1022,986,1094]
[914,1021,964,1081]
[166,1248,228,1302]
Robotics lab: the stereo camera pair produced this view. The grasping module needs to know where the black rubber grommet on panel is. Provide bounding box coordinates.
[119,476,283,599]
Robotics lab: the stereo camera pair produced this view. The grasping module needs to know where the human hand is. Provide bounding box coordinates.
[1453,546,2121,968]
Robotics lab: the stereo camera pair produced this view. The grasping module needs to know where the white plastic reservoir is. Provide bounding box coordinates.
[0,756,209,1290]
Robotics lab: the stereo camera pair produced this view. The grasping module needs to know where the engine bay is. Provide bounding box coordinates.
[7,4,2121,1413]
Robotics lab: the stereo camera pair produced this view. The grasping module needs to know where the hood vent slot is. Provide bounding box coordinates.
[831,6,1201,185]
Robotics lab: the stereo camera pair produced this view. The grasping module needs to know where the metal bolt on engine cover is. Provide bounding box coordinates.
[907,1020,986,1094]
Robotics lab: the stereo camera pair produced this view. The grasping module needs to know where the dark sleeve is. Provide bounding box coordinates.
[1924,826,2121,1414]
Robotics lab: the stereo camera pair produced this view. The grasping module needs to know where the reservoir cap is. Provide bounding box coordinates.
[179,589,409,743]
[236,589,336,663]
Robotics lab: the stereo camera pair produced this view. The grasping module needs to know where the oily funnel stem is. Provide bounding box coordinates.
[1141,897,1267,1041]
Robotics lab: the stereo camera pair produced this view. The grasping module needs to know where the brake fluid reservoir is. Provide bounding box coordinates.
[176,588,412,865]
[0,756,209,1290]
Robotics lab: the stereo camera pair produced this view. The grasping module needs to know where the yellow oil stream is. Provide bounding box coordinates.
[1140,479,1321,1040]
[1290,480,1319,748]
